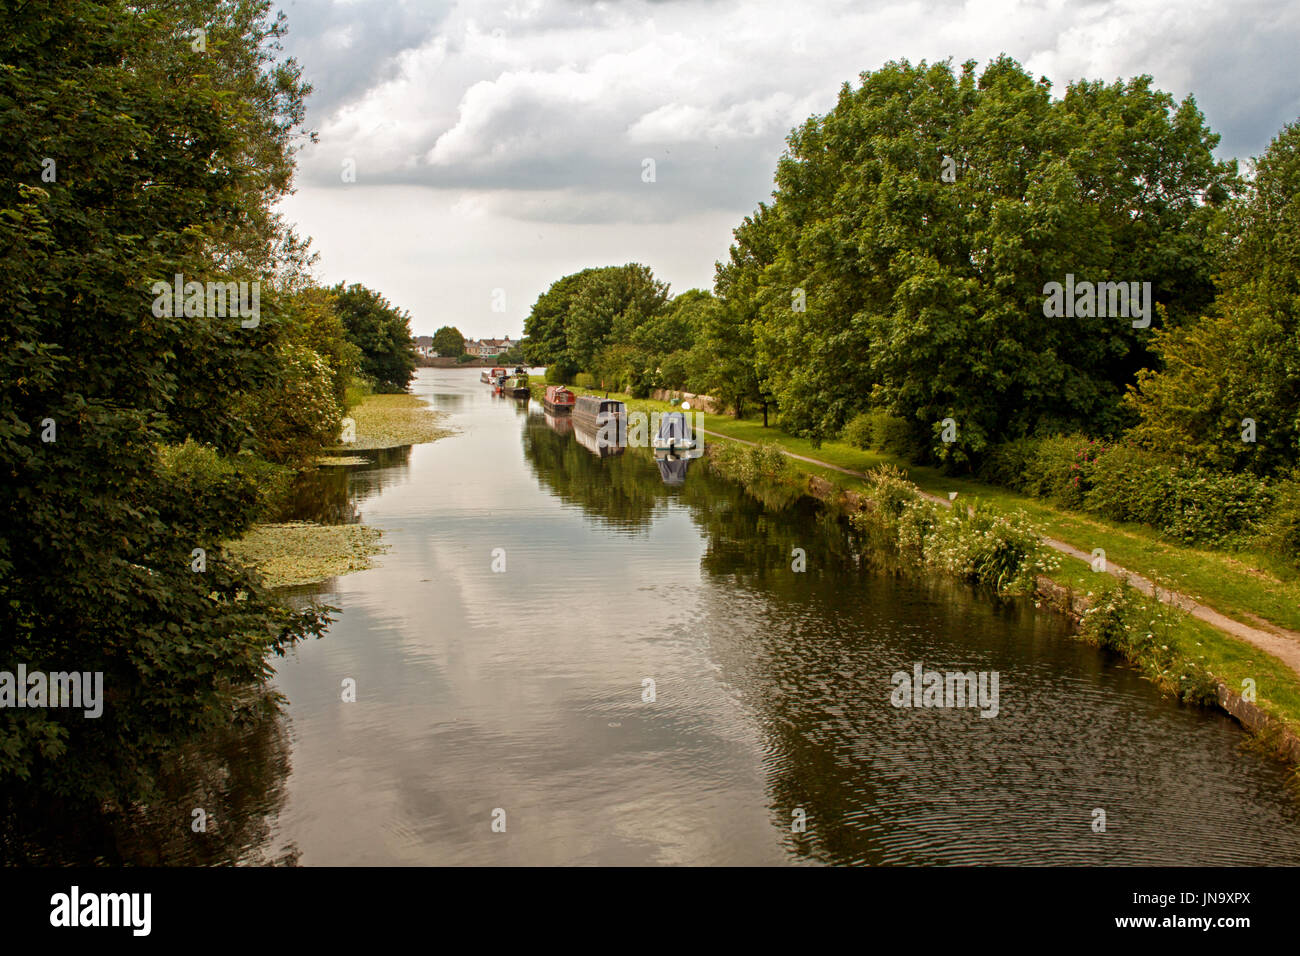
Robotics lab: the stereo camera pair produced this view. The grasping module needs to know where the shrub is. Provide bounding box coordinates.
[841,413,874,450]
[1020,434,1099,508]
[544,366,572,385]
[1163,466,1270,546]
[574,372,596,389]
[240,344,343,463]
[977,436,1038,488]
[1083,444,1173,526]
[921,501,1059,592]
[156,441,288,541]
[1078,583,1218,703]
[1257,477,1300,564]
[871,410,917,457]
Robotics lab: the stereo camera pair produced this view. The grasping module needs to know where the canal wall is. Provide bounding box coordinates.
[1034,574,1300,767]
[648,388,720,414]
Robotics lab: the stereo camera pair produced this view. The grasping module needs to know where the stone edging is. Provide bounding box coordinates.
[1034,575,1300,767]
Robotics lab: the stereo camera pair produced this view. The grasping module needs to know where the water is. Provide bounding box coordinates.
[19,367,1300,865]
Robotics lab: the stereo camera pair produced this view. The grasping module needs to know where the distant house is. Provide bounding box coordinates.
[461,335,517,357]
[414,335,435,357]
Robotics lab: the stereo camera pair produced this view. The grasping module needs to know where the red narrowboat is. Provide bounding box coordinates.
[543,385,576,415]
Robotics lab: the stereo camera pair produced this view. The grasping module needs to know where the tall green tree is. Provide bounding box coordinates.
[740,57,1236,463]
[431,325,466,358]
[1127,119,1300,475]
[331,282,417,392]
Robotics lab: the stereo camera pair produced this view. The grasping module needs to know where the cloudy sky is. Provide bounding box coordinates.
[273,0,1300,339]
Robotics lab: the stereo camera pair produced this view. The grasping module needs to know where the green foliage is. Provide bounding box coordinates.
[330,282,416,392]
[0,0,331,806]
[523,265,669,383]
[981,435,1272,546]
[841,413,875,450]
[431,326,466,358]
[574,373,596,389]
[156,441,289,540]
[707,442,790,485]
[1078,584,1219,703]
[736,58,1235,452]
[238,343,344,464]
[850,467,1058,592]
[1127,120,1300,476]
[922,502,1060,593]
[1257,477,1300,562]
[544,365,571,385]
[455,352,478,364]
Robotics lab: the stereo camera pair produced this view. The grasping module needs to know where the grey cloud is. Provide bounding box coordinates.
[278,0,454,121]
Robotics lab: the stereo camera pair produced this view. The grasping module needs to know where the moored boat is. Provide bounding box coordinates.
[572,394,625,433]
[501,368,530,398]
[652,410,697,454]
[482,366,506,384]
[543,385,576,414]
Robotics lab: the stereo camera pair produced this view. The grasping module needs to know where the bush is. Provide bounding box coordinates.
[982,435,1273,548]
[977,436,1038,488]
[574,372,596,389]
[456,352,478,364]
[1162,466,1270,546]
[841,413,874,450]
[921,501,1059,592]
[1078,583,1218,703]
[1019,434,1099,508]
[156,441,289,542]
[239,344,344,463]
[1083,444,1173,527]
[544,366,572,385]
[841,410,916,457]
[1257,478,1300,564]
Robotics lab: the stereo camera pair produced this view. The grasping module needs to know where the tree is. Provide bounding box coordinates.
[738,57,1236,463]
[431,326,466,358]
[523,265,670,383]
[1127,119,1300,475]
[0,0,329,806]
[708,205,776,419]
[331,282,417,391]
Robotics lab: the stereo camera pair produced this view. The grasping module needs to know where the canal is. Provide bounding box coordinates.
[30,367,1300,865]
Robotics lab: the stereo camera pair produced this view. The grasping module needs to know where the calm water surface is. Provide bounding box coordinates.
[38,367,1300,865]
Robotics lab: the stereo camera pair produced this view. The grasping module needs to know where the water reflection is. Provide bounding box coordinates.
[269,445,415,524]
[1,691,299,865]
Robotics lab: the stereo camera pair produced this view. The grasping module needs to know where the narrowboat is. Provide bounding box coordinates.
[543,385,576,415]
[572,394,625,433]
[481,366,506,384]
[501,368,530,399]
[652,411,697,454]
